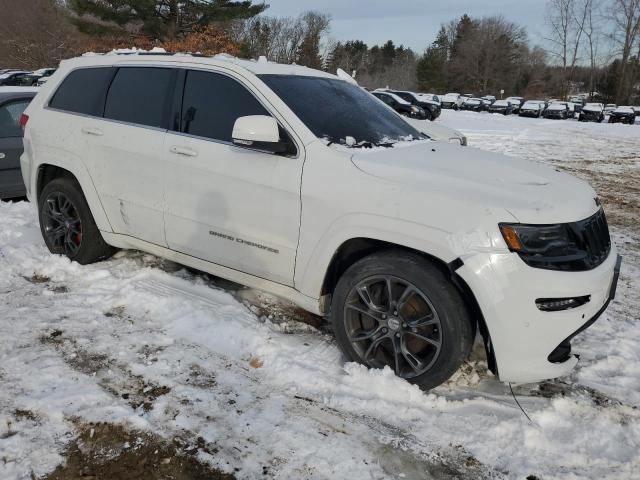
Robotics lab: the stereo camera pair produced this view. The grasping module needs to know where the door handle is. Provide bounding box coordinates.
[81,127,103,136]
[169,146,198,157]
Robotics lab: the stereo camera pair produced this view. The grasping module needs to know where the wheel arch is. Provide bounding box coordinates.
[35,162,113,233]
[318,237,497,375]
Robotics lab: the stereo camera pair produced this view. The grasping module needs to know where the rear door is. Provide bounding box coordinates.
[0,96,32,198]
[80,66,176,246]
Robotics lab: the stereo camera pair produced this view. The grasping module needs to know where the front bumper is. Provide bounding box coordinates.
[456,247,621,383]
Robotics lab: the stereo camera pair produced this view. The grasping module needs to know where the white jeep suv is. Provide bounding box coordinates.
[21,53,621,389]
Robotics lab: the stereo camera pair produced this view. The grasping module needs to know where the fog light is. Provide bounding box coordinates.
[535,296,590,312]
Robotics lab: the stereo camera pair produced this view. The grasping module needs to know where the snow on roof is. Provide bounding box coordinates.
[72,48,338,80]
[492,100,510,106]
[614,106,635,113]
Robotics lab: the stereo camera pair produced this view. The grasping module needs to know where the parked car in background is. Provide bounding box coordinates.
[604,104,617,115]
[481,95,496,104]
[0,71,31,86]
[488,100,514,115]
[579,103,605,123]
[0,87,38,199]
[381,89,441,120]
[519,100,545,118]
[460,97,485,112]
[440,93,462,109]
[543,102,570,119]
[18,68,56,86]
[418,93,440,105]
[372,91,429,120]
[505,96,524,113]
[608,106,637,124]
[24,52,620,389]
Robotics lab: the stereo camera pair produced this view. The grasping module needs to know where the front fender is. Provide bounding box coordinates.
[294,213,457,299]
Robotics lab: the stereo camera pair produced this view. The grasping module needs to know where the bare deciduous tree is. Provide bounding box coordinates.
[546,0,588,97]
[232,11,330,66]
[606,0,640,102]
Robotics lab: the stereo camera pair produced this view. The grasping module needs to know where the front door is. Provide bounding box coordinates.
[163,69,303,286]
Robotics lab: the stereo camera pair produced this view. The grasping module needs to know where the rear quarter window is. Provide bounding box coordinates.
[49,67,114,116]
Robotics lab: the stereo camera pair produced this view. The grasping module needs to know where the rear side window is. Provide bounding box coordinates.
[179,70,269,142]
[49,68,113,116]
[104,67,173,128]
[0,99,31,137]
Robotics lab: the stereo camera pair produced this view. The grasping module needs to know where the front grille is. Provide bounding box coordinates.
[520,209,611,271]
[572,208,611,269]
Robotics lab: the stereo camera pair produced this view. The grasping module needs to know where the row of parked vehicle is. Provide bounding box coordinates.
[438,92,639,124]
[0,68,56,87]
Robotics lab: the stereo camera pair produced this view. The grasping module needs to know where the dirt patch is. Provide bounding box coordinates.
[45,423,235,480]
[42,334,171,412]
[24,273,50,284]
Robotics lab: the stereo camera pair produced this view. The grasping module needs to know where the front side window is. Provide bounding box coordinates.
[0,99,31,137]
[49,68,114,116]
[259,75,423,147]
[179,70,270,142]
[104,67,173,128]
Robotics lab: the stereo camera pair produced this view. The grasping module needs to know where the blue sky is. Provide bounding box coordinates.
[263,0,548,52]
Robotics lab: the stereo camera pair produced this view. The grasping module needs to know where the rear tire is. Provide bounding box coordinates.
[39,177,115,265]
[330,251,474,389]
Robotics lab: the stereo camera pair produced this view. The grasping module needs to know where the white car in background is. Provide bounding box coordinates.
[440,93,463,110]
[21,52,620,389]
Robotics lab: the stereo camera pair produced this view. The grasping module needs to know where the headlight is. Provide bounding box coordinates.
[411,105,419,113]
[499,223,573,255]
[498,222,596,271]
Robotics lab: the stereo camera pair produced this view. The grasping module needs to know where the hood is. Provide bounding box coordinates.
[350,142,597,224]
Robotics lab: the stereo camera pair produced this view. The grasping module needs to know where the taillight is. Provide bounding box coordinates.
[19,113,29,131]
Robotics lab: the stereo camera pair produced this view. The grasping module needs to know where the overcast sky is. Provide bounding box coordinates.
[263,0,548,53]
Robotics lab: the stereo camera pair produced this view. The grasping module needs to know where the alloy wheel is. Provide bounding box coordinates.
[42,192,82,256]
[343,275,443,379]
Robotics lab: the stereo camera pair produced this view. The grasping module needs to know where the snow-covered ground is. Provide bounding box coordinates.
[1,110,639,480]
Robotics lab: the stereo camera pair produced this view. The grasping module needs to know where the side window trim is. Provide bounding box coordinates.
[171,67,299,157]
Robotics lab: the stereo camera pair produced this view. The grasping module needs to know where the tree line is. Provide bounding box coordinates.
[0,0,639,103]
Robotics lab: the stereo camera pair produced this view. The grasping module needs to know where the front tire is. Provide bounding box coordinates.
[330,251,474,389]
[39,177,115,265]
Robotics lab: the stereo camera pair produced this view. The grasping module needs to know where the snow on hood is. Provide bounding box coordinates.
[350,141,597,223]
[547,103,568,111]
[583,103,603,112]
[614,106,635,114]
[522,101,542,109]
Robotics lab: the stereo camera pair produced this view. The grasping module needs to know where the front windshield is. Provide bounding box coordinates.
[259,75,425,147]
